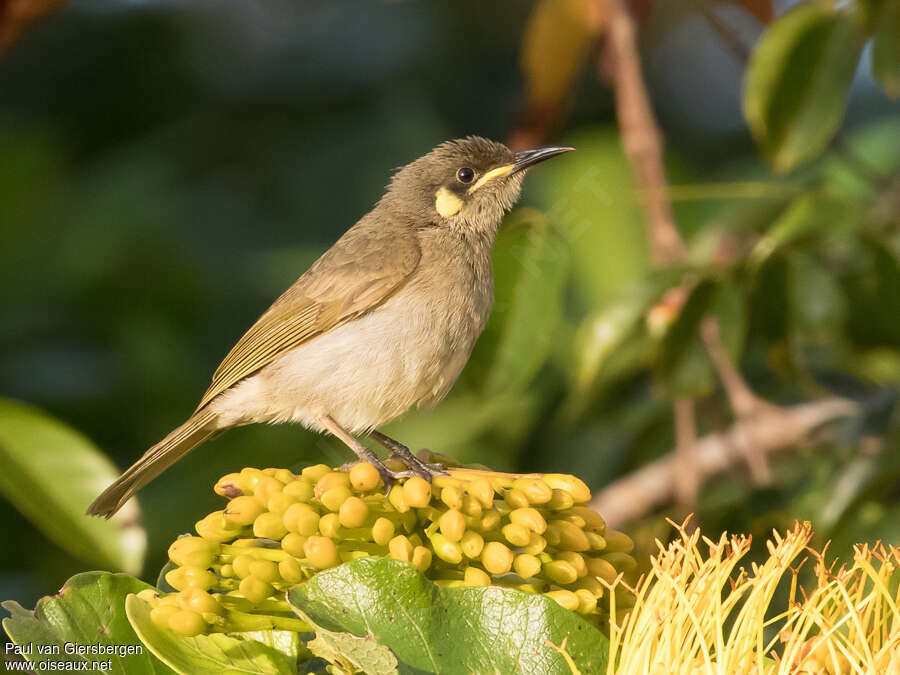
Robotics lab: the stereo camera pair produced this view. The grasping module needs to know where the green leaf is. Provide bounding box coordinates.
[287,557,608,675]
[871,0,900,97]
[291,607,398,675]
[747,194,818,272]
[0,398,146,574]
[1,572,172,674]
[744,3,863,171]
[481,209,571,396]
[125,595,299,674]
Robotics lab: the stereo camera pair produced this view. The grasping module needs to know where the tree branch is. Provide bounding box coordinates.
[589,398,858,527]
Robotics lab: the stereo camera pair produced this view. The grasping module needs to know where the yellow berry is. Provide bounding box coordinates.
[545,589,579,611]
[509,507,547,534]
[281,533,308,557]
[460,530,485,558]
[481,542,514,575]
[463,566,491,587]
[178,588,220,615]
[314,472,350,500]
[601,551,637,571]
[546,489,575,511]
[371,517,396,546]
[541,474,591,503]
[504,488,530,509]
[232,554,255,579]
[267,493,299,516]
[603,529,634,554]
[168,537,218,568]
[283,503,320,536]
[279,557,304,584]
[411,546,432,572]
[304,536,339,569]
[338,496,369,528]
[431,533,463,564]
[249,559,280,584]
[321,486,353,512]
[512,478,553,505]
[165,566,217,591]
[150,605,178,629]
[214,472,246,498]
[586,532,607,550]
[558,551,587,578]
[254,476,285,502]
[479,509,501,533]
[388,486,410,513]
[467,478,494,508]
[439,509,466,542]
[318,513,342,538]
[586,557,618,584]
[403,477,431,508]
[524,533,547,555]
[513,553,542,579]
[388,534,413,562]
[575,589,597,614]
[239,576,274,604]
[461,495,483,517]
[224,496,267,526]
[272,468,295,484]
[544,560,578,585]
[283,480,315,502]
[168,609,207,637]
[549,520,590,551]
[195,510,243,542]
[253,512,288,540]
[440,485,463,510]
[301,464,331,483]
[349,462,382,491]
[569,506,606,533]
[502,523,531,547]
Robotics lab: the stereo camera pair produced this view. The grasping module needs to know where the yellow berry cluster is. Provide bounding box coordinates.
[142,463,637,636]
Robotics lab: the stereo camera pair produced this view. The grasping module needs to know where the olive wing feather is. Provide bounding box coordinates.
[195,227,421,411]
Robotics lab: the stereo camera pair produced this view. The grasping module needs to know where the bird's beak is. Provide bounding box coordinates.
[468,145,574,193]
[511,145,575,174]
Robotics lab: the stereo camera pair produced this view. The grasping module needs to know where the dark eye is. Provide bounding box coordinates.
[456,167,475,184]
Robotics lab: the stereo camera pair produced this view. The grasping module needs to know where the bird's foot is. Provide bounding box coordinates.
[387,447,448,481]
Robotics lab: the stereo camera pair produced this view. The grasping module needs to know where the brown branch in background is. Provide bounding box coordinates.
[598,0,686,266]
[0,0,66,55]
[590,398,858,527]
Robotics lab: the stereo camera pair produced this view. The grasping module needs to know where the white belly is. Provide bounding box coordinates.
[209,282,489,434]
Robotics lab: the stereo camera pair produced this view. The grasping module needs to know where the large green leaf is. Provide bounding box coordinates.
[480,209,571,396]
[744,3,863,171]
[1,572,172,674]
[125,596,301,674]
[287,557,608,674]
[0,398,145,574]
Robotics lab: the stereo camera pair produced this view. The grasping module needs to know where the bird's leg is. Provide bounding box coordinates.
[316,415,410,488]
[368,430,448,480]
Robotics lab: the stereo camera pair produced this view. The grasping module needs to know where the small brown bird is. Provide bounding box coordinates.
[87,136,572,518]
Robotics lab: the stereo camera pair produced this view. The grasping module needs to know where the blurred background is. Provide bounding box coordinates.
[0,0,898,622]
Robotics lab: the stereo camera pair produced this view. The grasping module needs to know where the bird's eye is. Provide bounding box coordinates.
[456,167,475,184]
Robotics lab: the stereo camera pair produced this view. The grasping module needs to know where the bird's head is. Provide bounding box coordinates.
[383,136,573,238]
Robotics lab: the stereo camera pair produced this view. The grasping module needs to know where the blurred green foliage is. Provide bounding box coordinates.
[0,0,898,634]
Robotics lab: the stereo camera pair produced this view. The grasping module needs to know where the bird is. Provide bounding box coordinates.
[87,136,573,518]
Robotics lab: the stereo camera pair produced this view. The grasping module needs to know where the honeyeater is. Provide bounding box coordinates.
[87,136,572,518]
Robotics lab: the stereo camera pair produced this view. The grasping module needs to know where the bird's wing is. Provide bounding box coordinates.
[195,226,421,411]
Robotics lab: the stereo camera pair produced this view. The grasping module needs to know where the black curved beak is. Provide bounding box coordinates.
[512,145,575,174]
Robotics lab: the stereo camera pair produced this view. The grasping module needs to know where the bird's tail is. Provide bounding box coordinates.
[86,409,219,518]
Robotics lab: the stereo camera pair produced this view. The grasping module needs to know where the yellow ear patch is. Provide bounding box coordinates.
[435,187,463,217]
